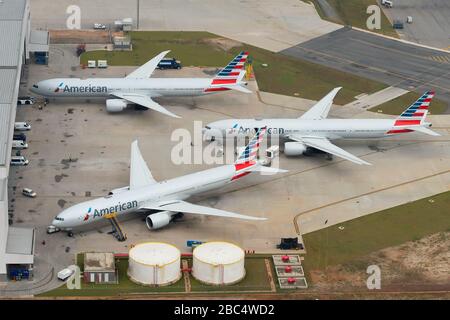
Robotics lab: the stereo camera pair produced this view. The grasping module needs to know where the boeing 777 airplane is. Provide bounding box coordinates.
[50,127,285,235]
[30,51,251,118]
[204,88,440,165]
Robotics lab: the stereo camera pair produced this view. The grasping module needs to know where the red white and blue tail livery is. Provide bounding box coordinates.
[205,88,441,167]
[387,91,439,135]
[205,51,251,94]
[232,127,286,181]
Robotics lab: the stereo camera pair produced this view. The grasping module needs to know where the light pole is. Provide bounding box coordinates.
[136,0,140,30]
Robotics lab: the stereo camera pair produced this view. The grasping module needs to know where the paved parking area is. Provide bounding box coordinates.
[30,0,341,52]
[6,43,450,294]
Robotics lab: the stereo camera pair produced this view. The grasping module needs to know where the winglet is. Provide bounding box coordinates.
[299,87,342,120]
[130,140,157,190]
[126,50,170,79]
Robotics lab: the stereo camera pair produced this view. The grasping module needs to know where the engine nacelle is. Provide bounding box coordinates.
[145,211,174,230]
[106,99,128,112]
[284,142,308,156]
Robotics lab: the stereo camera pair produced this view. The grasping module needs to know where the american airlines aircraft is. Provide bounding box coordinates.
[204,89,440,165]
[50,127,285,235]
[30,51,251,118]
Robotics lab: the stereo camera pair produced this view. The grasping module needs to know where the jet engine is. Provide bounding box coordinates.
[145,211,175,230]
[106,99,128,112]
[284,142,308,156]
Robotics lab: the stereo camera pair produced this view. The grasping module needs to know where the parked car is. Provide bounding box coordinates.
[10,156,29,166]
[393,19,404,29]
[93,23,107,30]
[13,133,26,141]
[57,268,74,281]
[17,96,35,105]
[22,188,36,198]
[157,58,182,70]
[14,122,31,131]
[12,140,28,149]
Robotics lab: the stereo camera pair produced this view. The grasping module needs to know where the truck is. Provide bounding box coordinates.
[97,60,108,68]
[57,268,74,281]
[157,58,182,70]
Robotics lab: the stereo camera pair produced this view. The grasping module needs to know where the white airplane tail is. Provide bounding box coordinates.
[231,127,287,180]
[205,51,251,94]
[388,91,440,136]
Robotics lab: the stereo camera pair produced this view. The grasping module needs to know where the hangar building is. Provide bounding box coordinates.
[0,0,49,281]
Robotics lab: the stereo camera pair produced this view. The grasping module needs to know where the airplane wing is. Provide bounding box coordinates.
[299,87,342,120]
[112,92,180,118]
[125,50,170,79]
[130,140,157,190]
[289,134,371,165]
[141,200,267,221]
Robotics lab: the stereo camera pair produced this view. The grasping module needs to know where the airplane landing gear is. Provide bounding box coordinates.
[67,231,74,237]
[326,154,333,161]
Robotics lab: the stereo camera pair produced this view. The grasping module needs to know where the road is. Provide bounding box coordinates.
[281,27,450,112]
[382,0,450,50]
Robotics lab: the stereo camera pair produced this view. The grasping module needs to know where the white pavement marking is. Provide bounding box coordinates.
[343,86,409,111]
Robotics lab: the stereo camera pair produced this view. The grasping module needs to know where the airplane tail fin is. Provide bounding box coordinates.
[205,51,251,93]
[388,91,439,135]
[235,126,267,164]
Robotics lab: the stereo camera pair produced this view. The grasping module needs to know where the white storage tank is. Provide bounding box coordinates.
[127,242,181,286]
[192,241,245,285]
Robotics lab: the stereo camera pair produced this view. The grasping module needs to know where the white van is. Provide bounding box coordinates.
[10,156,29,166]
[12,140,28,149]
[57,268,74,281]
[97,60,108,68]
[14,122,31,131]
[87,60,96,68]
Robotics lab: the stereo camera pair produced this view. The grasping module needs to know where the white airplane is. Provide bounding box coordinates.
[30,51,251,118]
[50,127,286,235]
[204,88,440,165]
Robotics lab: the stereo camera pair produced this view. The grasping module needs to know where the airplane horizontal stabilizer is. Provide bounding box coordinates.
[407,126,441,136]
[142,200,267,221]
[221,84,252,94]
[247,165,288,174]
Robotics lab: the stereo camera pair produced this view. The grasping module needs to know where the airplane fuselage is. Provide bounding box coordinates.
[207,118,405,140]
[53,164,238,230]
[32,78,217,98]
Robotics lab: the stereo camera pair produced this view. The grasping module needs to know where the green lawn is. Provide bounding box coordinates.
[370,91,449,115]
[302,191,450,271]
[304,0,398,37]
[189,257,272,293]
[81,31,230,67]
[81,31,388,105]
